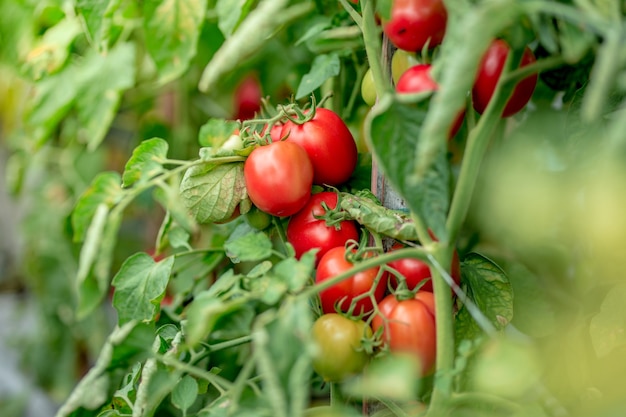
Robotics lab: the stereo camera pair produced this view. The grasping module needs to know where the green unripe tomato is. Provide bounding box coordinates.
[361,69,377,106]
[244,206,272,230]
[311,314,372,382]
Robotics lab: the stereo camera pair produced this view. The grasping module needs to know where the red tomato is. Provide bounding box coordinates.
[287,192,359,265]
[372,291,437,375]
[280,108,357,186]
[396,64,464,138]
[234,74,262,120]
[244,141,313,217]
[383,0,448,52]
[472,39,538,117]
[260,123,283,142]
[387,243,461,292]
[316,247,387,316]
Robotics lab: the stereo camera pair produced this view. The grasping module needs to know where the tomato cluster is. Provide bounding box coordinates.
[366,0,539,126]
[244,107,358,218]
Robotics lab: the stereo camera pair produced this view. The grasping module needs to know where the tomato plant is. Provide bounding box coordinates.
[311,313,372,382]
[315,247,386,316]
[372,291,437,375]
[244,140,313,217]
[287,191,359,265]
[395,64,464,138]
[383,0,448,52]
[281,108,358,186]
[472,39,538,117]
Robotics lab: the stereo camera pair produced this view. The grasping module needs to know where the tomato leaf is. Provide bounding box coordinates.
[215,0,256,37]
[171,375,198,413]
[143,0,207,84]
[122,138,169,188]
[198,118,240,147]
[180,162,251,224]
[75,43,136,151]
[76,0,120,51]
[112,253,175,324]
[153,185,197,234]
[455,253,513,342]
[366,95,450,240]
[54,322,153,417]
[72,171,122,242]
[590,283,626,357]
[296,53,340,100]
[184,293,249,347]
[273,252,316,293]
[224,223,273,263]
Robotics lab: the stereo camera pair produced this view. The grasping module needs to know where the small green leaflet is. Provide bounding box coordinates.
[76,0,119,51]
[198,119,240,147]
[184,293,249,347]
[171,375,199,413]
[72,171,123,242]
[224,223,273,263]
[143,0,208,84]
[112,252,175,324]
[455,253,513,343]
[215,0,256,37]
[180,162,251,224]
[296,53,340,99]
[122,138,169,188]
[366,95,450,241]
[590,283,626,357]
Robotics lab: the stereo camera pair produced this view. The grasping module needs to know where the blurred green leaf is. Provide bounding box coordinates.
[216,0,256,37]
[122,138,169,188]
[456,253,513,342]
[55,322,153,417]
[224,224,273,263]
[272,252,316,292]
[72,172,122,242]
[112,253,175,324]
[144,0,208,83]
[171,375,199,413]
[343,354,421,401]
[76,0,115,50]
[366,96,450,240]
[296,53,340,99]
[185,292,249,347]
[590,284,626,357]
[198,119,240,147]
[180,162,251,224]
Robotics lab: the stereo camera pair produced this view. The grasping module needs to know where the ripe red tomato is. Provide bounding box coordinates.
[280,108,357,186]
[315,247,387,316]
[383,0,448,52]
[234,74,262,120]
[311,314,372,382]
[387,243,461,292]
[472,39,538,117]
[372,291,437,375]
[287,192,359,265]
[244,141,313,217]
[396,64,464,138]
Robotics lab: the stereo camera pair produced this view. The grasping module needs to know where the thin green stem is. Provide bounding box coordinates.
[449,392,522,414]
[361,0,390,99]
[155,353,233,396]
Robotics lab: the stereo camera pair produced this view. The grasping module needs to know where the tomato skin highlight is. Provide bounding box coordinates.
[372,291,437,375]
[396,64,465,138]
[244,141,313,217]
[383,0,448,52]
[280,108,358,186]
[287,192,359,265]
[311,314,372,382]
[315,247,387,316]
[387,243,461,292]
[472,39,538,117]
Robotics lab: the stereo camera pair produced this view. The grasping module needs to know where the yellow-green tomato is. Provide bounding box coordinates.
[361,69,377,106]
[391,50,416,83]
[311,313,372,382]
